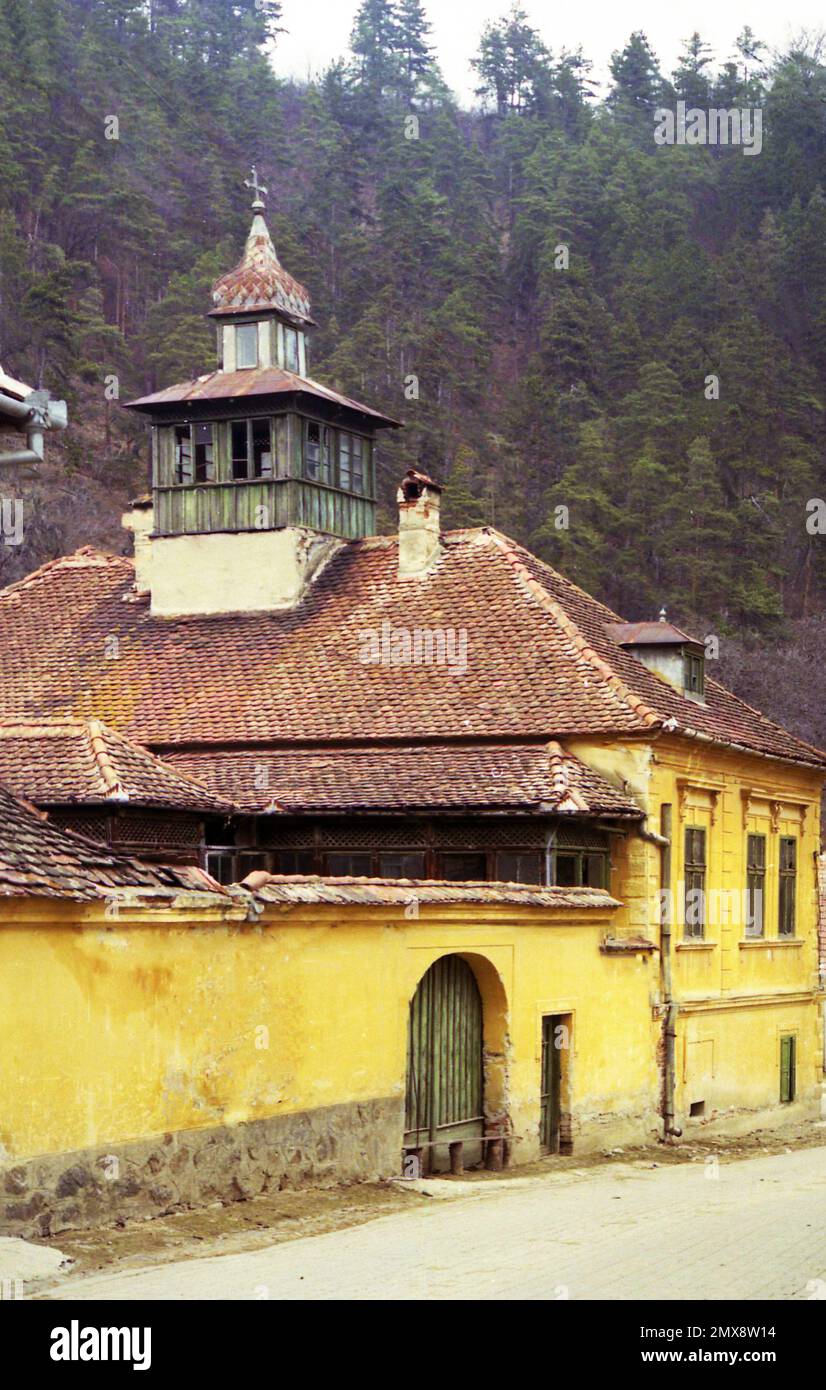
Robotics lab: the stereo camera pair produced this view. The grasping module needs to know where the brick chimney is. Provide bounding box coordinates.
[397,469,443,578]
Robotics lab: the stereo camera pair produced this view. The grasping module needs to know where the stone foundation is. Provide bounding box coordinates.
[1,1096,403,1239]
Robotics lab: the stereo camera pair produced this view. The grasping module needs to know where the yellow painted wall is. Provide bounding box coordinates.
[569,732,825,1126]
[0,899,658,1167]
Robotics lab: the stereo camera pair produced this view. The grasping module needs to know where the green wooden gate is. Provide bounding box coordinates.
[404,956,484,1171]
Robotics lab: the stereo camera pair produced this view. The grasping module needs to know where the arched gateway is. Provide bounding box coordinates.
[404,955,485,1173]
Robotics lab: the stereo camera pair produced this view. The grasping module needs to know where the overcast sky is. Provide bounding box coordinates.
[273,0,825,99]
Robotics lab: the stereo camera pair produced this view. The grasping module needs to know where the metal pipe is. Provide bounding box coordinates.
[660,803,681,1139]
[0,388,67,468]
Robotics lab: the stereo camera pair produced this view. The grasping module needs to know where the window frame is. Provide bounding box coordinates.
[745,832,766,938]
[683,649,705,696]
[173,422,215,485]
[235,323,259,370]
[229,417,274,481]
[778,836,797,937]
[683,825,707,939]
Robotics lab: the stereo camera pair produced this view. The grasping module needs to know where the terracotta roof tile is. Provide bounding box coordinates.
[164,741,642,815]
[209,211,313,323]
[0,784,217,901]
[243,873,621,910]
[0,717,230,812]
[0,530,822,769]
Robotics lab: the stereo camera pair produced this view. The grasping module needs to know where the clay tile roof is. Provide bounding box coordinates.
[0,783,218,901]
[209,211,313,323]
[163,741,642,816]
[605,620,700,647]
[0,717,232,812]
[0,532,823,769]
[243,873,622,910]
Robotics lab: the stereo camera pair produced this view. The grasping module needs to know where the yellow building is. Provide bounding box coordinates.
[1,183,824,1237]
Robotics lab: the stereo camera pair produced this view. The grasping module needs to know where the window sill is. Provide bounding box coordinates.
[738,937,802,949]
[676,940,716,951]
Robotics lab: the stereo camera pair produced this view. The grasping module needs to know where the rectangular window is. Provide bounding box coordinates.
[251,418,273,478]
[174,425,193,484]
[283,326,299,373]
[780,1034,796,1103]
[236,323,258,369]
[271,849,316,875]
[231,420,249,480]
[779,837,797,937]
[439,852,487,881]
[352,434,364,492]
[746,833,766,938]
[551,850,608,889]
[339,431,352,491]
[192,422,214,482]
[325,851,372,877]
[304,421,333,483]
[305,420,321,480]
[684,826,706,939]
[378,851,426,879]
[683,651,704,695]
[495,851,543,885]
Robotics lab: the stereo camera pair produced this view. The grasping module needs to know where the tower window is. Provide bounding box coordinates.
[192,423,214,482]
[230,419,273,480]
[251,418,273,478]
[236,323,258,369]
[304,421,333,484]
[283,326,300,373]
[231,421,249,480]
[339,432,365,493]
[174,425,193,484]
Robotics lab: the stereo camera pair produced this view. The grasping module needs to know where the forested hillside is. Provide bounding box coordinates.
[1,1,825,744]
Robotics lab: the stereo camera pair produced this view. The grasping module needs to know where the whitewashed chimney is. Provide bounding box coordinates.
[397,469,443,578]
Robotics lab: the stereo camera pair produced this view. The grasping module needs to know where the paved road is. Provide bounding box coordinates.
[45,1147,826,1301]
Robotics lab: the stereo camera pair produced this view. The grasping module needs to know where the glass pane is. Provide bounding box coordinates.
[352,435,364,492]
[174,426,192,485]
[251,418,272,478]
[554,854,578,887]
[305,421,320,480]
[439,852,487,881]
[320,427,333,485]
[271,849,315,875]
[193,422,213,482]
[583,853,607,888]
[496,851,543,884]
[284,327,299,373]
[231,421,248,480]
[325,852,372,877]
[378,852,426,879]
[339,432,352,490]
[236,323,258,369]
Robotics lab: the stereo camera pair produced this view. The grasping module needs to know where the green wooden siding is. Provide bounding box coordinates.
[153,413,376,539]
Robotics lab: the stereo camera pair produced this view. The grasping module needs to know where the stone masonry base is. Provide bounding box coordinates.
[1,1096,403,1239]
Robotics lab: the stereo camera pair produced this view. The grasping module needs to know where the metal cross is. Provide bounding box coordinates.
[244,166,268,211]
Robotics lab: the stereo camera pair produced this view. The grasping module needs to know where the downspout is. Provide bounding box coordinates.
[0,388,67,466]
[659,803,680,1139]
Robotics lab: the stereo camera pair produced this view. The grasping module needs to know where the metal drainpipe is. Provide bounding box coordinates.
[660,803,681,1139]
[0,388,67,466]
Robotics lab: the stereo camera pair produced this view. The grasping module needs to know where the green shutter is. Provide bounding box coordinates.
[780,1035,796,1104]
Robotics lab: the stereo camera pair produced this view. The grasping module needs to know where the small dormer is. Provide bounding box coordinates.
[605,610,706,704]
